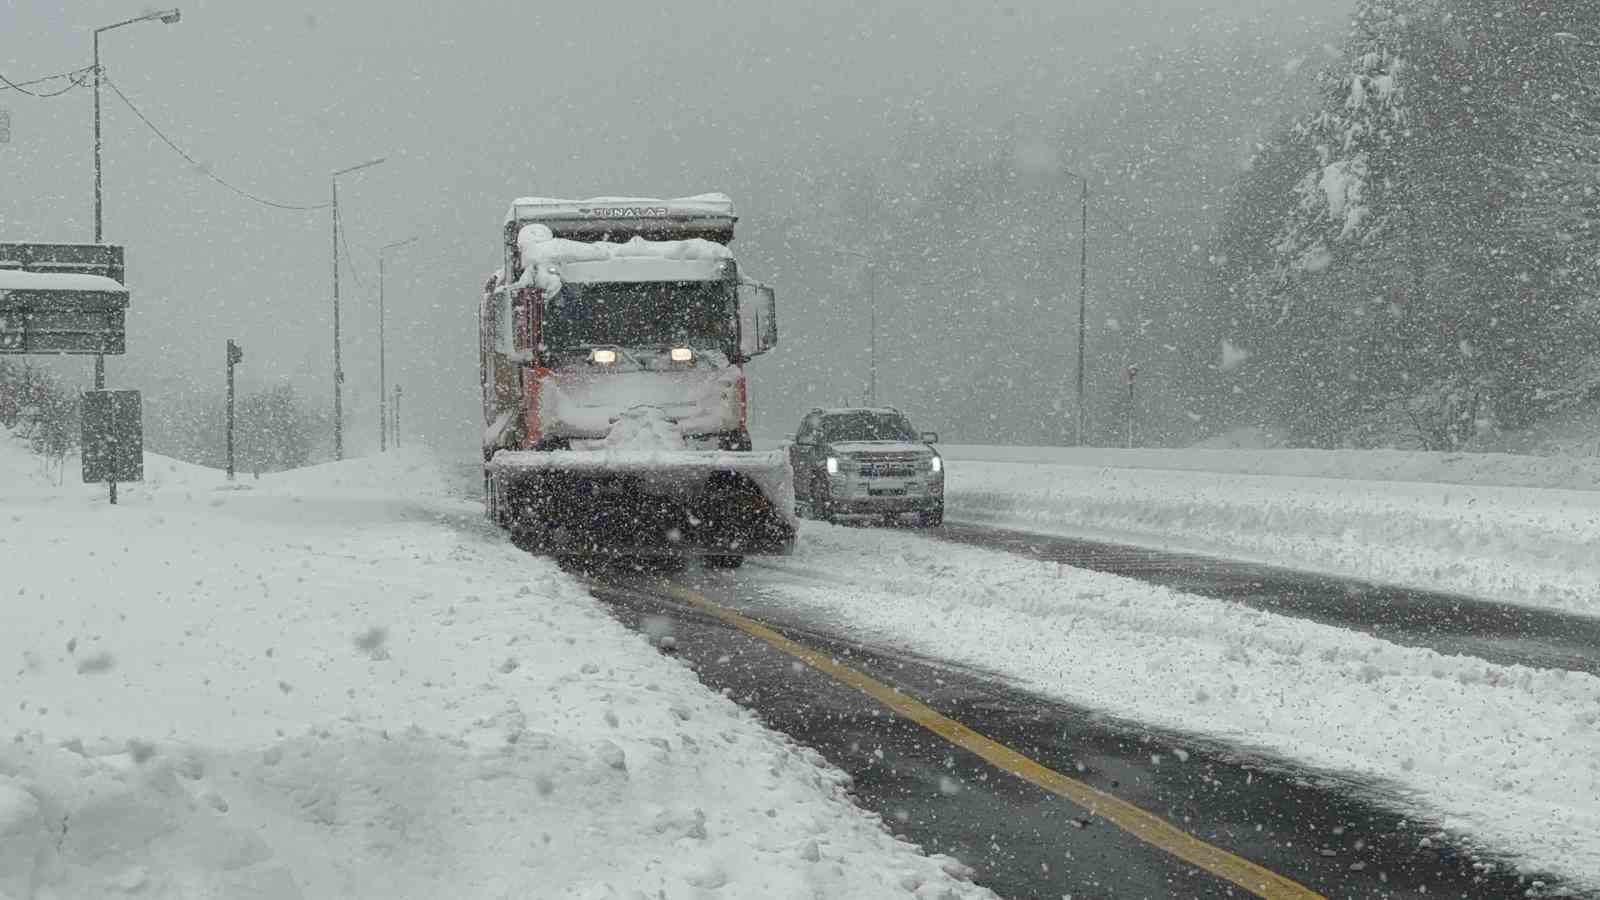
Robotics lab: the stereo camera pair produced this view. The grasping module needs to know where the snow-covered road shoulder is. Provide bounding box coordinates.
[0,437,990,899]
[940,446,1600,617]
[755,522,1600,892]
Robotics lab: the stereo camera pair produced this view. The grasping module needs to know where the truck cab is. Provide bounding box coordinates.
[789,407,944,527]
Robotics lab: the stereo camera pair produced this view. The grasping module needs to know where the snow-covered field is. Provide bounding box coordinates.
[0,434,989,900]
[939,445,1600,617]
[755,524,1600,892]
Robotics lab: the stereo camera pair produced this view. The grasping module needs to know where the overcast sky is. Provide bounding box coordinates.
[2,0,1345,452]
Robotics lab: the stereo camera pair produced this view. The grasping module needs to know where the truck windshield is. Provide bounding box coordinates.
[543,281,735,353]
[823,413,918,443]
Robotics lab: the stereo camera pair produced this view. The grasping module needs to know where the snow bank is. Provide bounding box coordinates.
[756,525,1600,892]
[940,444,1600,491]
[2,448,984,899]
[938,446,1600,616]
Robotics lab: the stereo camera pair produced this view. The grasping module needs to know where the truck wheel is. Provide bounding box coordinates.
[917,508,944,528]
[704,554,744,570]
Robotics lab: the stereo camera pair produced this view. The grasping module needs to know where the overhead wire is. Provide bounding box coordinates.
[0,66,93,97]
[100,76,331,212]
[336,204,365,288]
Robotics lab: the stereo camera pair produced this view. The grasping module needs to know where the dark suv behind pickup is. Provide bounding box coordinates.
[788,407,944,527]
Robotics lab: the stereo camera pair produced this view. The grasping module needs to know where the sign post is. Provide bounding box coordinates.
[226,339,243,480]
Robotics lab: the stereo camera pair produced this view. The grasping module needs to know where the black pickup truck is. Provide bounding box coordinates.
[787,407,943,527]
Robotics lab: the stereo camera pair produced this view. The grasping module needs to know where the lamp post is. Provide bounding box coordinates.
[93,8,180,245]
[1062,169,1089,447]
[834,248,877,406]
[91,7,179,403]
[378,236,418,451]
[330,156,385,460]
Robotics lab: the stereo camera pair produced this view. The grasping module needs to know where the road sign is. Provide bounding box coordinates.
[0,243,128,355]
[81,389,143,484]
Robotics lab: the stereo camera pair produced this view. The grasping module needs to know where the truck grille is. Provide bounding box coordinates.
[859,463,918,478]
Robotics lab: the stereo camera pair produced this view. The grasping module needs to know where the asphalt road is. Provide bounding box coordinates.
[937,522,1600,677]
[580,561,1584,900]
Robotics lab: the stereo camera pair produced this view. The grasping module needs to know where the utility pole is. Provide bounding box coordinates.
[226,339,243,479]
[329,157,386,460]
[1124,364,1137,449]
[868,263,877,406]
[393,384,402,448]
[830,247,877,406]
[378,237,418,451]
[1073,175,1088,447]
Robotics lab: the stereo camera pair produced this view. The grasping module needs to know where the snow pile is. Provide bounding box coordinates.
[936,446,1600,616]
[2,449,982,898]
[757,524,1600,891]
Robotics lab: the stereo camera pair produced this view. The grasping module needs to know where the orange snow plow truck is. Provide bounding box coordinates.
[480,194,795,567]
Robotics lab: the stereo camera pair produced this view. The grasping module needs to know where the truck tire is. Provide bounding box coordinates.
[917,507,944,528]
[704,554,744,570]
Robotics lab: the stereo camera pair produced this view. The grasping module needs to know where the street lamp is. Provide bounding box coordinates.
[94,9,180,244]
[1062,169,1090,447]
[330,156,386,460]
[833,248,878,406]
[378,236,418,452]
[91,8,179,394]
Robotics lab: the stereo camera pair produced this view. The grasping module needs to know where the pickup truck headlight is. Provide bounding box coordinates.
[930,456,942,474]
[826,456,839,475]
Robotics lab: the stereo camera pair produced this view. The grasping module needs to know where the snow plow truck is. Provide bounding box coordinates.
[480,194,795,567]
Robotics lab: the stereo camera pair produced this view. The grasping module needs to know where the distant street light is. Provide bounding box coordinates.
[378,236,418,452]
[330,156,386,460]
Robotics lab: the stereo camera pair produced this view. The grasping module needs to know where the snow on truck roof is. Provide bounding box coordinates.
[514,232,733,291]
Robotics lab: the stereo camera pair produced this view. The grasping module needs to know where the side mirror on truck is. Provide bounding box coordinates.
[737,281,779,359]
[921,431,939,444]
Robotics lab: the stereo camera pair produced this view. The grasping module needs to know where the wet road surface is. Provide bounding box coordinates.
[581,564,1584,900]
[936,522,1600,677]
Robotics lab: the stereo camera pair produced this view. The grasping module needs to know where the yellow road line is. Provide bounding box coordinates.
[662,582,1324,900]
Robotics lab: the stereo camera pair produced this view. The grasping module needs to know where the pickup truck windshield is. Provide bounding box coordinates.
[822,413,918,443]
[543,281,735,353]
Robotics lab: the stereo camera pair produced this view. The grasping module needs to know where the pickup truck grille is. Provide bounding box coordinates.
[859,462,918,478]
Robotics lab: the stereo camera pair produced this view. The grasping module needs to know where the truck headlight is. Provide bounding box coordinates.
[930,456,942,474]
[826,456,839,475]
[590,348,618,365]
[669,347,694,363]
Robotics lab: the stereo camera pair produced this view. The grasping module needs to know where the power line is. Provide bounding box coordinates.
[336,205,364,288]
[101,77,330,212]
[0,66,93,97]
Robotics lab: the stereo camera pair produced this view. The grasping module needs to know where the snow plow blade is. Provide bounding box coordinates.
[488,449,796,558]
